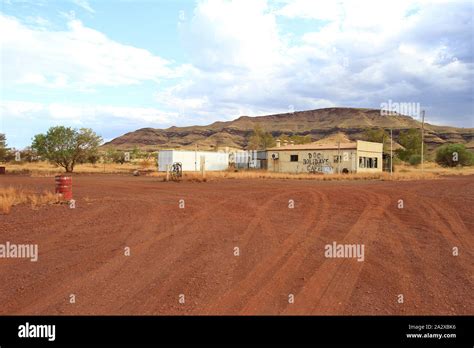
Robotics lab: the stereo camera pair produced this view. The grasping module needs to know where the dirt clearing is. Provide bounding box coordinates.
[0,175,473,315]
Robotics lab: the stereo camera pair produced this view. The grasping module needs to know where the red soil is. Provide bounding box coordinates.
[0,175,473,315]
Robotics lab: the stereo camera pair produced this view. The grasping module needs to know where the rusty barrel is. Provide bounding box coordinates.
[55,175,73,201]
[0,166,5,175]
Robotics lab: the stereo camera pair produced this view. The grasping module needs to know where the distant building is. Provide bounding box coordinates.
[158,150,229,171]
[266,140,383,174]
[230,150,267,169]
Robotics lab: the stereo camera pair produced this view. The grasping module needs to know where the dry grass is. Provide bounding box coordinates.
[0,187,60,214]
[3,160,471,180]
[146,160,473,182]
[149,169,438,182]
[4,161,142,176]
[396,162,474,176]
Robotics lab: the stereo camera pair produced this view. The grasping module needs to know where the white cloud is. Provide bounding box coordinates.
[276,0,342,21]
[1,101,177,124]
[0,100,182,147]
[182,0,284,72]
[0,101,44,117]
[24,15,51,27]
[72,0,95,14]
[276,0,417,26]
[168,0,473,126]
[1,0,472,146]
[0,14,175,89]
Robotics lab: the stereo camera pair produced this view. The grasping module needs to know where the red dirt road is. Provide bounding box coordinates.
[0,175,473,315]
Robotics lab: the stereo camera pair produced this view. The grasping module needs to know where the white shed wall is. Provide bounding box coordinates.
[158,150,229,171]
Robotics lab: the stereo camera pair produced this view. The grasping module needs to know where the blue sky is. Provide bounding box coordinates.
[0,0,473,148]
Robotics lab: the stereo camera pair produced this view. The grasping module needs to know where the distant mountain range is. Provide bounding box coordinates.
[103,107,473,152]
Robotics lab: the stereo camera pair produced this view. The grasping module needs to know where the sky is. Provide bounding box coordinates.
[0,0,473,148]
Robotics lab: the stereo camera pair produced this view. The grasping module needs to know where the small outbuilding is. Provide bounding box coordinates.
[230,150,268,169]
[158,150,229,172]
[266,140,383,174]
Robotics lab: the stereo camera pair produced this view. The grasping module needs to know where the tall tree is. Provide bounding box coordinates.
[32,126,102,172]
[396,128,425,163]
[279,134,312,145]
[365,128,391,152]
[0,133,7,162]
[248,126,276,150]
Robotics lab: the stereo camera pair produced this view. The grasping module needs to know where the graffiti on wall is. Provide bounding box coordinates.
[302,152,334,173]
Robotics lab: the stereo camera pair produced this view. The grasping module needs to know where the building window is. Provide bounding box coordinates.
[359,156,378,168]
[333,155,342,163]
[290,155,299,162]
[368,158,373,168]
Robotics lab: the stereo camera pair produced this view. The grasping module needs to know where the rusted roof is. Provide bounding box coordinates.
[267,142,357,151]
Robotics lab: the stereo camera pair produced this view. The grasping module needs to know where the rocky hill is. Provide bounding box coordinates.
[103,107,473,151]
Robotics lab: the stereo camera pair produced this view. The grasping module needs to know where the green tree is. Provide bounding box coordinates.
[365,128,396,153]
[105,148,127,164]
[396,128,425,163]
[248,126,276,150]
[78,152,101,164]
[0,133,9,162]
[279,134,312,145]
[365,128,388,143]
[435,144,474,167]
[131,146,143,160]
[20,147,40,162]
[32,126,102,172]
[408,154,421,165]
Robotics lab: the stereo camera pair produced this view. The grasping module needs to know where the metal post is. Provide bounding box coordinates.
[421,110,425,173]
[390,128,393,175]
[195,144,198,172]
[200,155,206,179]
[166,164,171,181]
[337,141,341,174]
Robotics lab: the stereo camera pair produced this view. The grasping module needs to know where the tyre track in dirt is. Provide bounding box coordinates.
[124,189,274,314]
[90,186,294,314]
[8,201,164,314]
[6,181,234,314]
[30,192,236,314]
[0,198,139,314]
[205,189,329,314]
[1,175,473,315]
[374,190,474,314]
[134,188,299,314]
[283,189,391,314]
[236,189,331,314]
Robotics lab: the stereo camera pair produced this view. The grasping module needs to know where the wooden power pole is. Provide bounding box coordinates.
[337,141,341,174]
[421,110,425,173]
[390,128,393,175]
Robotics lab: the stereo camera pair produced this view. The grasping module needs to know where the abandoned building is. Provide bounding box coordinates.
[266,140,383,174]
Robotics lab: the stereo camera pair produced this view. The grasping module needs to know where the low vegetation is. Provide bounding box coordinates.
[3,161,144,176]
[396,161,474,175]
[435,143,474,167]
[152,169,439,182]
[0,187,60,214]
[247,126,313,150]
[4,159,474,180]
